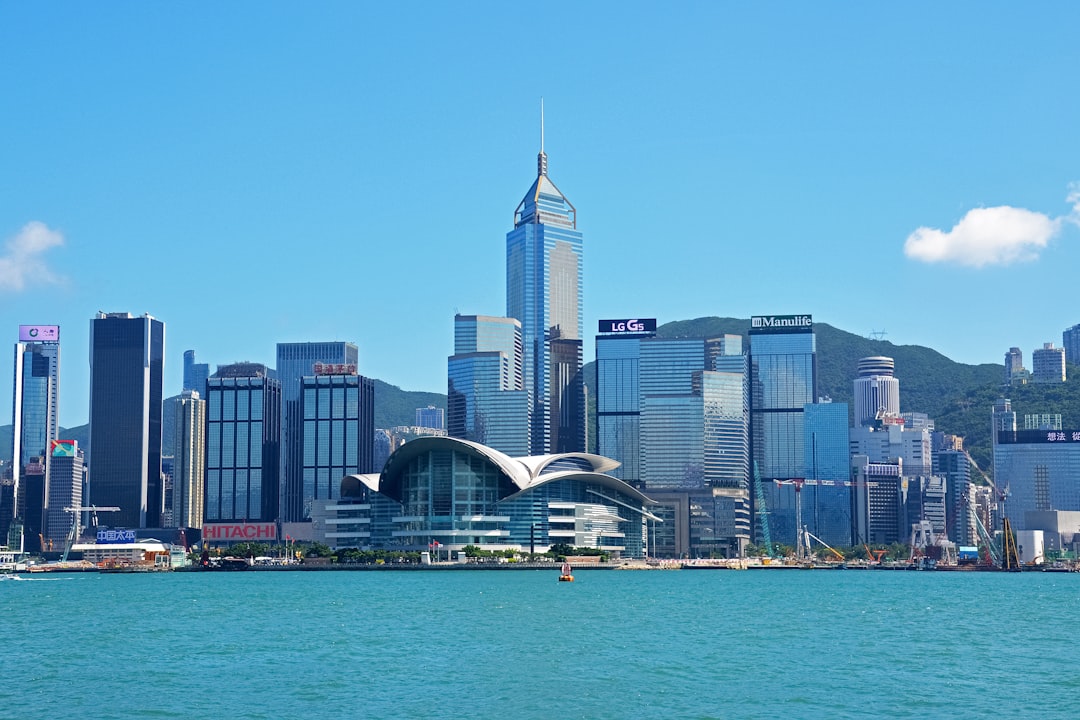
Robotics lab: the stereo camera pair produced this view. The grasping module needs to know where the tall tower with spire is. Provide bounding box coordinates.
[506,105,585,454]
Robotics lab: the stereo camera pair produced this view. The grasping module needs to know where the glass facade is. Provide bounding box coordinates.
[205,365,280,522]
[448,315,529,456]
[750,325,816,545]
[803,402,853,547]
[276,342,358,522]
[182,349,209,394]
[596,333,651,485]
[357,438,653,557]
[640,338,749,491]
[5,340,60,550]
[88,313,165,529]
[994,430,1080,529]
[935,449,972,544]
[300,372,374,517]
[506,150,584,454]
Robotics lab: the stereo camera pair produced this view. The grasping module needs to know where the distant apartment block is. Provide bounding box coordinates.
[415,405,445,431]
[1004,347,1024,384]
[1063,324,1080,367]
[1031,342,1066,383]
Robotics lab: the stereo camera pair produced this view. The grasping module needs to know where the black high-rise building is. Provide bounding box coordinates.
[88,312,165,528]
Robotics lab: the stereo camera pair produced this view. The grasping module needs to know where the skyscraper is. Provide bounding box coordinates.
[5,326,61,551]
[88,313,165,529]
[749,314,816,545]
[299,365,374,515]
[44,439,84,552]
[853,356,900,427]
[803,401,852,547]
[596,318,658,487]
[447,315,529,456]
[205,363,280,523]
[276,342,358,522]
[505,133,584,454]
[166,389,206,529]
[183,349,210,394]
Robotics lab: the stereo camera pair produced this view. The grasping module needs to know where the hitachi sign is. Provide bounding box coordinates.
[750,315,813,332]
[203,522,277,541]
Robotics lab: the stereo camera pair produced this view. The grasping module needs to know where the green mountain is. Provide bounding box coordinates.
[585,317,1080,473]
[0,382,446,465]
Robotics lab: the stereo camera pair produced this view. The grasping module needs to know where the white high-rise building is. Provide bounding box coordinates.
[1032,343,1066,383]
[853,356,900,428]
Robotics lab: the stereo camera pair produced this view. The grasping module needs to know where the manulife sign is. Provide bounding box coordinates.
[749,314,813,334]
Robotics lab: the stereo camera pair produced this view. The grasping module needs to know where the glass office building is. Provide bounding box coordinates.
[183,349,209,394]
[44,440,84,551]
[641,337,749,491]
[596,323,657,486]
[205,363,281,523]
[276,342,358,522]
[506,145,584,454]
[88,313,165,529]
[749,315,816,546]
[802,401,852,547]
[448,315,529,457]
[299,369,374,516]
[994,429,1080,529]
[6,334,60,551]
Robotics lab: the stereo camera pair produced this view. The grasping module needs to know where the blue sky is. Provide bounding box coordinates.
[3,3,1079,428]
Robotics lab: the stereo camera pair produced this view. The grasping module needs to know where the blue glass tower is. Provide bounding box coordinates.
[506,139,584,454]
[803,401,852,547]
[749,314,816,546]
[5,334,60,551]
[447,315,529,456]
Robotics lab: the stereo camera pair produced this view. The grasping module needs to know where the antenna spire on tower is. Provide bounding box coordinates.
[538,97,548,177]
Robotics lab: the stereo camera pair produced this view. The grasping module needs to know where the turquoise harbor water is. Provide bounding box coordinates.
[3,569,1079,719]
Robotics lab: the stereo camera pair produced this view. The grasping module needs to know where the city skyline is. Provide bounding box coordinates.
[3,4,1080,428]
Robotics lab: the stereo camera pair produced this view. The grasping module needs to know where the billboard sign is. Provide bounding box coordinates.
[97,529,137,544]
[749,315,813,334]
[203,522,277,542]
[51,439,77,457]
[313,363,358,376]
[19,325,60,342]
[998,430,1080,445]
[598,318,657,334]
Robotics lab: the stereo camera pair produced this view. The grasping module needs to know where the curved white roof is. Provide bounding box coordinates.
[340,436,645,505]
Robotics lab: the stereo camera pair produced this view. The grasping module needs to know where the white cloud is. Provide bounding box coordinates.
[904,187,1080,268]
[904,205,1061,268]
[0,221,65,292]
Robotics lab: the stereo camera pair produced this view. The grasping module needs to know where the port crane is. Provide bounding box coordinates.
[60,506,120,562]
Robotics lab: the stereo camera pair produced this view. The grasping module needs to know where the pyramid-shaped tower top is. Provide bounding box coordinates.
[514,100,576,229]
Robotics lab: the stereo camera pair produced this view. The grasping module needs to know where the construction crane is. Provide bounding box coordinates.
[773,477,880,559]
[804,528,844,561]
[863,544,887,564]
[60,506,120,562]
[752,462,774,557]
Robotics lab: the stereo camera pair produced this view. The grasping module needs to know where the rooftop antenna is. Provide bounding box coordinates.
[538,97,548,177]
